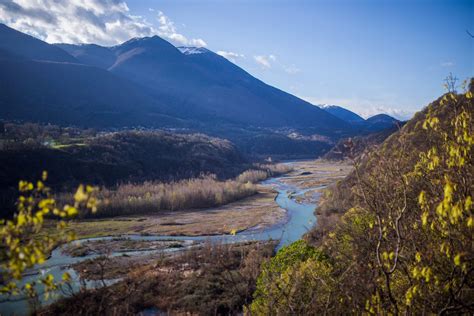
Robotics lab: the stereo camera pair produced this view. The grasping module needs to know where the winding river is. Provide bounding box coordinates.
[0,171,323,315]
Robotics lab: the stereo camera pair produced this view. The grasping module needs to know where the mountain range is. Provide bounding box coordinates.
[320,105,400,131]
[0,23,399,155]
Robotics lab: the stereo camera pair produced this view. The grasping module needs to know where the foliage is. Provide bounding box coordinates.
[55,165,289,218]
[0,173,97,305]
[250,240,327,314]
[236,164,292,184]
[251,79,474,314]
[81,175,258,217]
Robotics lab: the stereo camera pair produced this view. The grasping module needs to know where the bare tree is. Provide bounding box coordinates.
[444,72,459,93]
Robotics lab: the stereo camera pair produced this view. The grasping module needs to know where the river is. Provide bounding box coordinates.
[0,167,326,315]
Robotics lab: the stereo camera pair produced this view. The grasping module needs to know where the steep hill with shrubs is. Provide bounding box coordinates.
[251,79,474,314]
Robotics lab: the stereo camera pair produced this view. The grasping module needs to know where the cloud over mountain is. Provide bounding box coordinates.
[0,0,206,46]
[216,51,245,63]
[254,54,276,69]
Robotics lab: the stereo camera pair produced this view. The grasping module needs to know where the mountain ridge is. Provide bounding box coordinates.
[0,23,352,136]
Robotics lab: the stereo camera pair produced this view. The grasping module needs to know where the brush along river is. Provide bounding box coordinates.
[0,160,351,315]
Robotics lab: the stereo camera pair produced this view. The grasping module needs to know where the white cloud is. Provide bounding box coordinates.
[156,11,206,47]
[440,61,454,67]
[0,0,207,47]
[283,65,300,74]
[216,50,244,63]
[254,55,275,69]
[253,54,301,75]
[358,106,414,121]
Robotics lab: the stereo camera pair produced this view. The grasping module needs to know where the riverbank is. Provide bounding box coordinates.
[279,160,353,204]
[0,159,352,315]
[49,187,285,239]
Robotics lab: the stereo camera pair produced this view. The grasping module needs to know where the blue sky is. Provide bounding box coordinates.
[1,0,473,119]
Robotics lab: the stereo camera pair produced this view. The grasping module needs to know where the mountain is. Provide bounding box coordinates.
[251,83,474,314]
[0,25,186,127]
[321,104,400,133]
[321,105,365,123]
[364,113,400,131]
[0,129,249,218]
[54,35,352,133]
[0,23,356,157]
[105,38,350,132]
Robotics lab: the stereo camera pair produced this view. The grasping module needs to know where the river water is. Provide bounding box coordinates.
[0,172,323,315]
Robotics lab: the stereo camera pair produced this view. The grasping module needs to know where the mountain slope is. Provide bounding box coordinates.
[364,113,400,131]
[0,59,181,127]
[0,23,77,63]
[67,37,352,133]
[0,24,355,144]
[56,43,116,69]
[322,125,399,160]
[321,105,365,123]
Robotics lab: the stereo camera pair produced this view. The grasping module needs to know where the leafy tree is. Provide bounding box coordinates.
[250,240,329,314]
[0,172,97,309]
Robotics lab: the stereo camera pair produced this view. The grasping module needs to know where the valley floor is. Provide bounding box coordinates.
[66,160,353,281]
[65,189,284,238]
[2,160,353,316]
[61,160,352,239]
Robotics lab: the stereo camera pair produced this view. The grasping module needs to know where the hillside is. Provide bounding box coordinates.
[0,24,77,63]
[0,59,185,127]
[0,128,249,217]
[251,81,474,314]
[321,105,365,123]
[322,125,400,160]
[364,113,401,131]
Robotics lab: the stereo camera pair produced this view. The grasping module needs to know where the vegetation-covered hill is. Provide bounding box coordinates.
[251,79,474,314]
[322,125,400,160]
[0,127,249,217]
[364,113,401,131]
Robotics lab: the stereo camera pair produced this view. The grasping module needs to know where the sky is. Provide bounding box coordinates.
[0,0,473,120]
